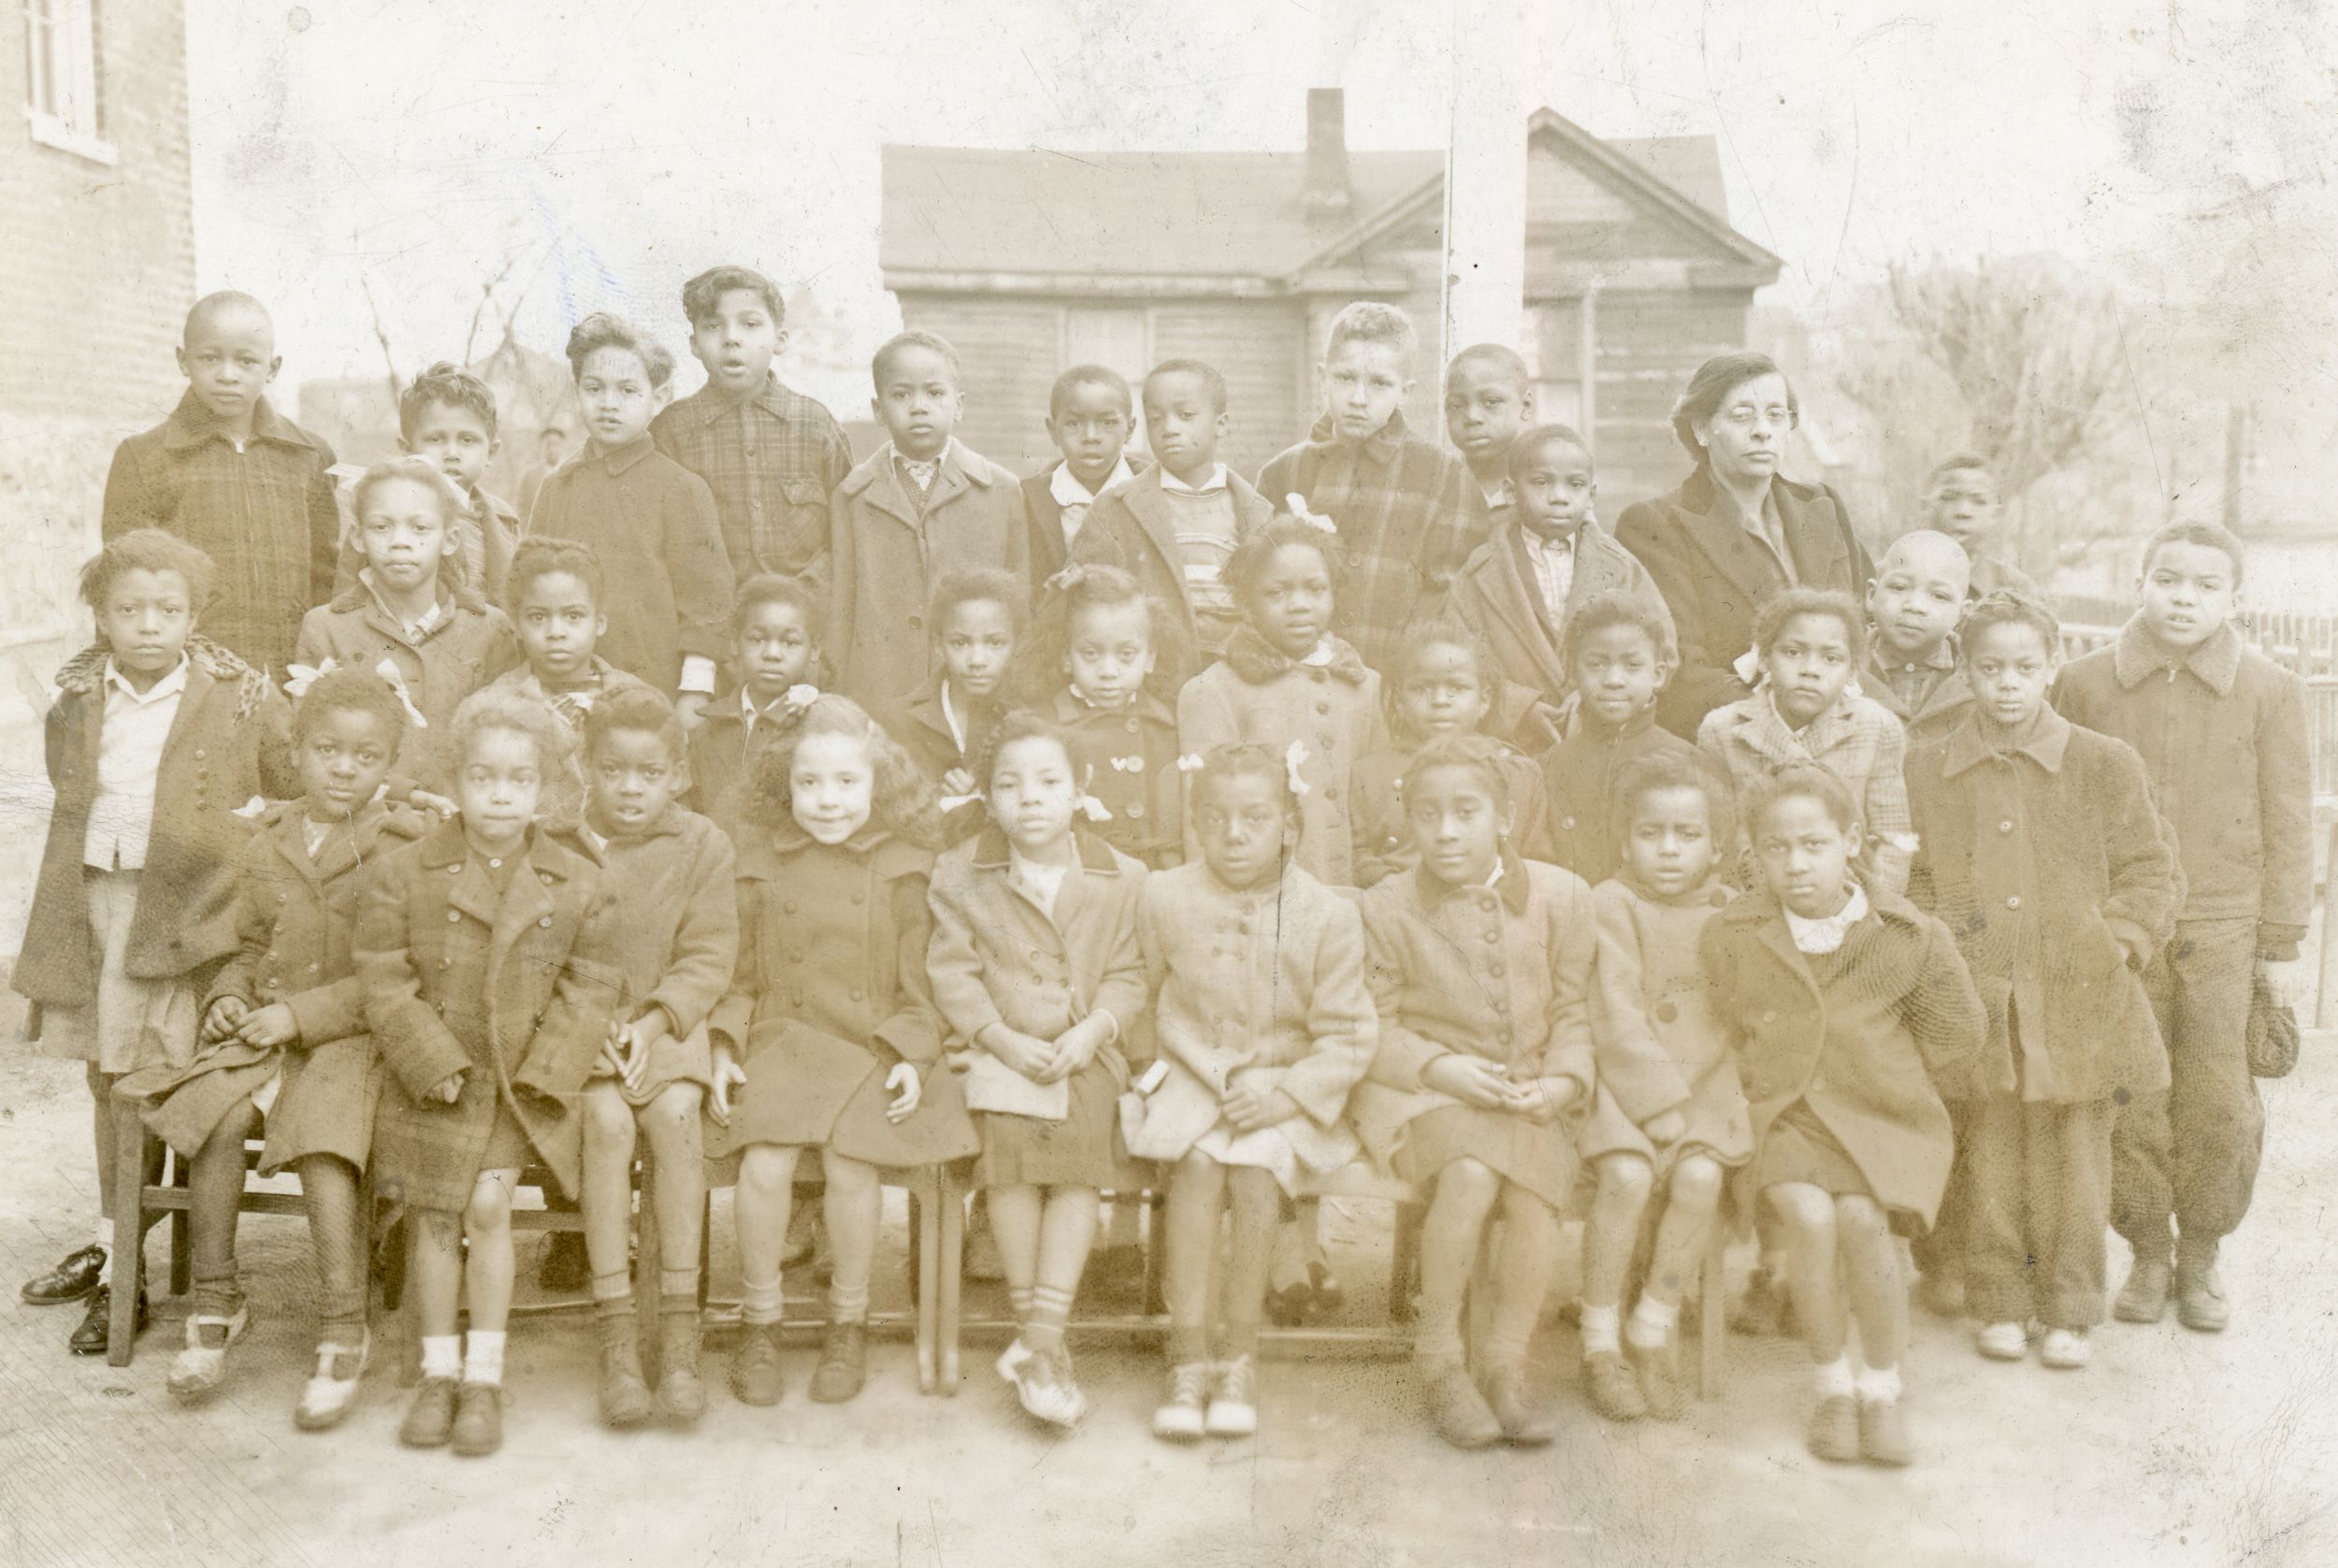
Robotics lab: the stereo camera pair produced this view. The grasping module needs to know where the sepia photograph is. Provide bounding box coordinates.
[2,1,2333,1563]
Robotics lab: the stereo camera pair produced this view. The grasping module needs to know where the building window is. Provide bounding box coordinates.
[1530,299,1590,436]
[24,0,115,164]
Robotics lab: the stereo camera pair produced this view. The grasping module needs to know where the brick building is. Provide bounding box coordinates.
[3,0,196,650]
[879,90,1782,498]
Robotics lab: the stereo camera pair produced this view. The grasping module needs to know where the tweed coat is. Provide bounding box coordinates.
[1349,738,1550,889]
[828,440,1031,709]
[1612,467,1872,738]
[1438,519,1673,711]
[706,826,978,1167]
[1906,709,2179,1104]
[1176,627,1389,888]
[126,799,425,1168]
[1128,862,1376,1176]
[1700,882,1987,1226]
[15,640,292,1019]
[293,583,519,795]
[1580,872,1752,1166]
[926,828,1148,1117]
[1050,687,1183,867]
[590,804,739,1102]
[1351,857,1596,1174]
[1067,464,1275,690]
[1537,707,1699,887]
[356,818,626,1209]
[1698,689,1914,895]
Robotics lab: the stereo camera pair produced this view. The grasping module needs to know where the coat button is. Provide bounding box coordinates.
[538,915,552,928]
[850,987,865,1001]
[1760,1009,1778,1024]
[1316,701,1330,714]
[1654,1000,1679,1024]
[195,749,207,759]
[440,957,453,968]
[1127,802,1145,818]
[1560,816,1577,831]
[1322,786,1337,802]
[1998,820,2014,834]
[447,910,461,922]
[449,864,461,874]
[784,900,797,913]
[851,892,864,905]
[2006,895,2021,910]
[267,977,281,989]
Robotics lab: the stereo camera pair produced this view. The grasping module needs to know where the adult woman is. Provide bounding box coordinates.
[1614,353,1871,737]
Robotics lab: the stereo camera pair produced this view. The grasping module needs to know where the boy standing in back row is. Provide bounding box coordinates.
[1259,303,1490,676]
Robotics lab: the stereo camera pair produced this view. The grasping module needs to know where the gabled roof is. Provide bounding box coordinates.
[880,112,1777,287]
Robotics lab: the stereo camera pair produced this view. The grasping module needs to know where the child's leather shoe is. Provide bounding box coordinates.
[450,1381,502,1457]
[2114,1256,2172,1323]
[730,1320,785,1406]
[596,1314,653,1428]
[1806,1394,1859,1463]
[398,1377,458,1448]
[1582,1350,1645,1420]
[809,1320,866,1403]
[655,1305,706,1423]
[1483,1364,1555,1446]
[1858,1397,1912,1467]
[1422,1355,1501,1449]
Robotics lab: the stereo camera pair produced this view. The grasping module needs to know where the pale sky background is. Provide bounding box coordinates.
[184,0,2337,457]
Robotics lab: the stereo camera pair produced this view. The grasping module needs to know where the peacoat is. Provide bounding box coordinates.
[1906,708,2179,1104]
[591,803,739,1102]
[1612,467,1872,738]
[1700,882,1987,1227]
[926,827,1148,1117]
[15,639,292,1018]
[2052,618,2313,954]
[1176,627,1389,889]
[1129,862,1376,1180]
[1068,463,1274,690]
[706,825,978,1167]
[293,582,520,796]
[127,799,425,1169]
[1351,857,1596,1176]
[827,439,1030,709]
[1349,738,1550,889]
[1438,519,1673,712]
[1537,706,1699,887]
[356,818,626,1210]
[1580,872,1752,1166]
[1698,689,1915,895]
[1050,687,1182,868]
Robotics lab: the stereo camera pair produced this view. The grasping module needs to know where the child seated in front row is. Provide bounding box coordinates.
[1577,754,1751,1423]
[927,712,1151,1427]
[1031,564,1182,867]
[357,690,625,1459]
[297,454,519,805]
[1538,591,1697,885]
[687,573,824,834]
[1129,744,1376,1441]
[1699,587,1913,895]
[1861,529,1974,744]
[883,568,1022,844]
[1702,763,1984,1467]
[707,696,979,1407]
[1352,622,1550,886]
[1354,738,1595,1450]
[127,669,417,1420]
[13,530,291,1361]
[1906,593,2178,1371]
[574,688,740,1428]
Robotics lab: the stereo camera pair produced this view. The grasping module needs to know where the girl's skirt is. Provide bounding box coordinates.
[1393,1104,1574,1211]
[973,1058,1142,1190]
[1747,1101,1873,1200]
[39,869,199,1076]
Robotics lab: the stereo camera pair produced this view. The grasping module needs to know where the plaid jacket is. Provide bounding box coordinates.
[652,375,852,590]
[1257,412,1491,676]
[101,392,340,677]
[1698,689,1914,895]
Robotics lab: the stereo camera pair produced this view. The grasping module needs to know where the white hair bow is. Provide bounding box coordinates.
[1284,739,1312,798]
[1176,753,1206,773]
[283,656,429,728]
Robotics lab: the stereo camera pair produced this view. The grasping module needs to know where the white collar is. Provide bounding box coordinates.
[1786,883,1869,955]
[1160,463,1228,496]
[358,568,444,634]
[1050,456,1133,509]
[940,681,968,751]
[105,655,190,704]
[1299,641,1335,668]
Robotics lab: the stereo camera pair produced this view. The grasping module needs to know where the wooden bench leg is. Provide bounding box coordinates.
[915,1172,941,1394]
[108,1096,149,1368]
[1696,1227,1726,1400]
[937,1165,961,1394]
[1142,1189,1168,1317]
[634,1151,660,1370]
[1389,1202,1422,1326]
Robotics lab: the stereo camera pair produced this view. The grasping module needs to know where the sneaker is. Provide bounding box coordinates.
[1628,1338,1687,1421]
[1422,1355,1501,1450]
[2174,1261,2229,1333]
[398,1377,459,1448]
[166,1305,250,1404]
[1582,1350,1646,1421]
[1914,1271,1967,1319]
[1807,1394,1859,1463]
[1858,1398,1912,1467]
[2039,1328,2090,1370]
[1975,1320,2028,1360]
[809,1320,867,1403]
[293,1331,370,1431]
[1205,1353,1260,1438]
[2114,1256,2172,1323]
[596,1313,654,1429]
[1482,1364,1555,1446]
[537,1230,590,1293]
[1152,1360,1210,1442]
[450,1381,503,1457]
[655,1307,707,1424]
[994,1336,1033,1388]
[1012,1345,1085,1428]
[730,1320,786,1406]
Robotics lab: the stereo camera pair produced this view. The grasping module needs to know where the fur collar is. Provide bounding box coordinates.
[1223,625,1369,686]
[54,635,269,720]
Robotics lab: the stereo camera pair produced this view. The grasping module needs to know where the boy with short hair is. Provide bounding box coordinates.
[101,292,340,677]
[1861,529,1975,744]
[1023,365,1142,583]
[1073,358,1274,688]
[1257,302,1490,675]
[1442,343,1535,523]
[2053,521,2311,1334]
[399,361,522,601]
[652,265,853,593]
[1921,454,2037,598]
[828,330,1029,708]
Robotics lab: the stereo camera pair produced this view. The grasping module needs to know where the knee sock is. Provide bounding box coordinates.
[1579,1303,1622,1357]
[1008,1285,1035,1330]
[1026,1284,1075,1355]
[591,1269,632,1315]
[740,1272,783,1329]
[1855,1361,1901,1406]
[1811,1355,1854,1401]
[828,1281,870,1326]
[463,1330,507,1386]
[420,1333,461,1381]
[1626,1295,1679,1351]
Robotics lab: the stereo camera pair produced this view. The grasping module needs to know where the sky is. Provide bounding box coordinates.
[184,0,2338,424]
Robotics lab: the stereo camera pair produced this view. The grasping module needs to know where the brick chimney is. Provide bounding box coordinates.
[1303,88,1352,221]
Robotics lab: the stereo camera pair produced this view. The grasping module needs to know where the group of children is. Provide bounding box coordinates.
[13,271,2308,1473]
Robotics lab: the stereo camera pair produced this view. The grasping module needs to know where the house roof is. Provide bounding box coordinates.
[881,113,1774,285]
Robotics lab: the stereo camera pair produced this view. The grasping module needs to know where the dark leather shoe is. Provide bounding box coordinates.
[450,1382,503,1457]
[808,1320,867,1403]
[398,1377,459,1448]
[23,1245,107,1305]
[68,1284,146,1356]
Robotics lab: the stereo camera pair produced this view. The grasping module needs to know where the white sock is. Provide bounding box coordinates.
[419,1333,462,1381]
[741,1273,784,1328]
[1812,1356,1855,1400]
[1626,1295,1679,1350]
[463,1329,507,1386]
[1580,1303,1622,1357]
[93,1217,115,1286]
[1855,1362,1902,1406]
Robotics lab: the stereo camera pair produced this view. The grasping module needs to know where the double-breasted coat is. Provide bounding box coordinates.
[15,640,292,1023]
[1067,464,1275,690]
[1051,688,1183,868]
[706,826,978,1167]
[356,819,626,1210]
[1537,707,1699,887]
[591,803,739,1104]
[1905,709,2179,1104]
[1699,883,1987,1226]
[293,583,520,795]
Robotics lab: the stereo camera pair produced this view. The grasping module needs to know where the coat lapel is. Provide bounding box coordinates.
[1670,468,1787,605]
[153,661,215,785]
[1776,482,1852,590]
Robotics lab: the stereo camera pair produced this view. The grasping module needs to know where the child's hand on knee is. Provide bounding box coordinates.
[709,1046,746,1127]
[613,1011,667,1093]
[883,1063,922,1123]
[201,996,249,1043]
[235,1002,299,1049]
[427,1070,467,1106]
[1643,1109,1687,1147]
[1424,1055,1510,1109]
